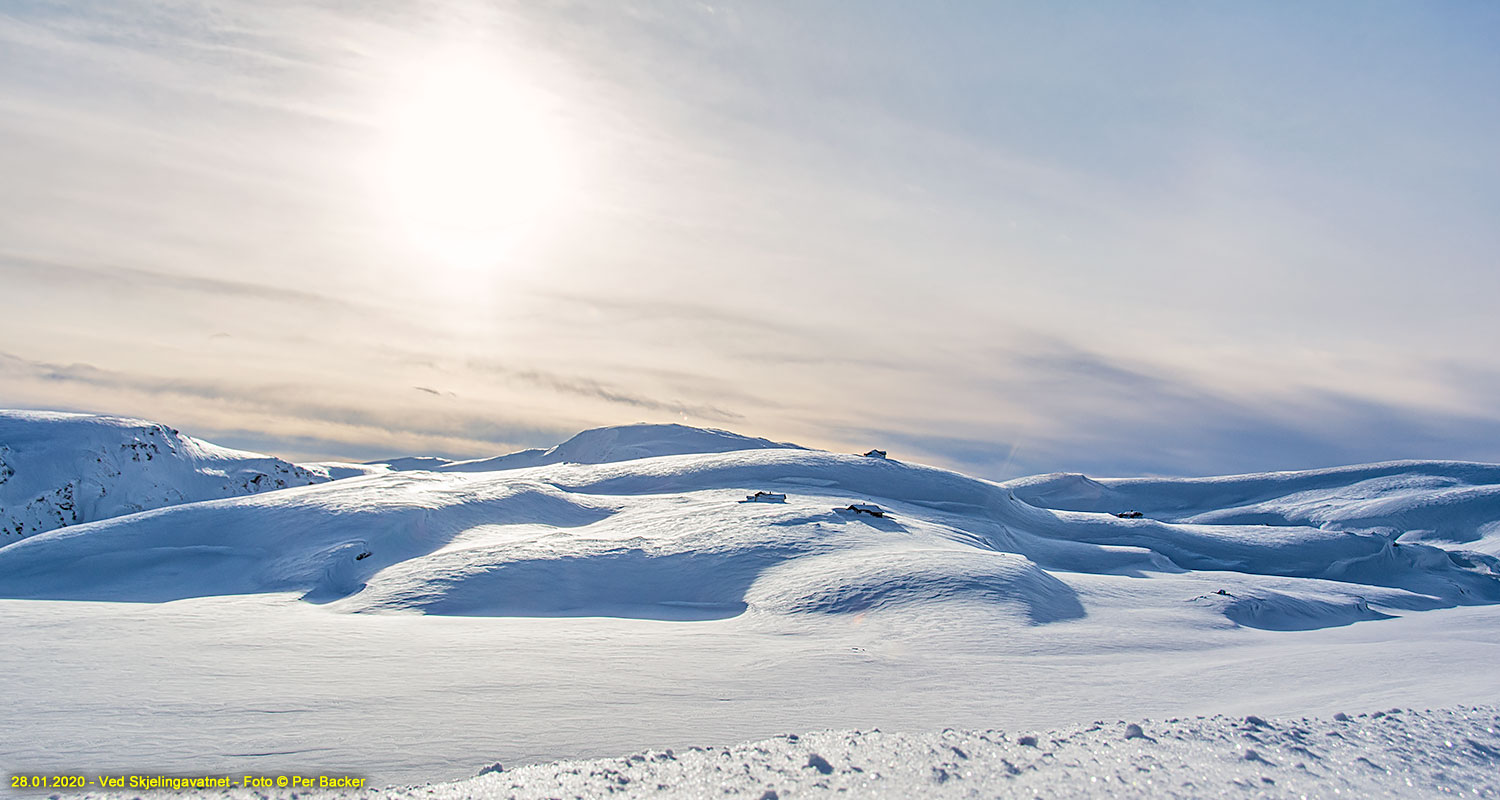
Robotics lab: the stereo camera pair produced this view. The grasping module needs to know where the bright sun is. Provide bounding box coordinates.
[380,52,574,270]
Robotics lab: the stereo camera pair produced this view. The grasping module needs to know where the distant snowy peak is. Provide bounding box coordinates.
[376,423,805,473]
[0,410,324,541]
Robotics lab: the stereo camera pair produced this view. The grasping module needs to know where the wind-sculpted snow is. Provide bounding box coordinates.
[0,472,613,603]
[0,410,324,541]
[745,547,1086,621]
[2,437,1498,631]
[1188,586,1396,630]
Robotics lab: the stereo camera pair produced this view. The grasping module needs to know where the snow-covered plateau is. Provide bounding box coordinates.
[2,411,1498,798]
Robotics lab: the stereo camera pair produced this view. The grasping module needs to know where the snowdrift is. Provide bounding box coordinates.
[0,410,324,542]
[2,416,1498,631]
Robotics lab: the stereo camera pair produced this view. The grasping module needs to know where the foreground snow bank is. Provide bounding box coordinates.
[388,707,1500,799]
[75,706,1499,799]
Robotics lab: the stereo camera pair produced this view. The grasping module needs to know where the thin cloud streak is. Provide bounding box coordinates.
[466,359,749,423]
[0,253,358,312]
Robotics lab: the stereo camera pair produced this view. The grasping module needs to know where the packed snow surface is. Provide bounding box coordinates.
[3,413,1500,797]
[0,410,323,541]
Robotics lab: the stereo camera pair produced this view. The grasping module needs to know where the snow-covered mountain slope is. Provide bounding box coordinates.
[1007,460,1500,556]
[2,441,1497,633]
[241,706,1496,800]
[371,423,802,472]
[0,410,325,541]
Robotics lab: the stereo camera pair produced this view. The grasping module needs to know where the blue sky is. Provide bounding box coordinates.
[2,1,1498,478]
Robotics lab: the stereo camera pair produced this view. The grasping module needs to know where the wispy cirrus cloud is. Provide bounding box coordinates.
[0,252,359,311]
[465,359,749,423]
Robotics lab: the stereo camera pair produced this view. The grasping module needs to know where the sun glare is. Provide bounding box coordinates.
[380,51,575,270]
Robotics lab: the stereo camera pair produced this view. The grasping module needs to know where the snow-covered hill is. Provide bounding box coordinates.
[0,410,326,541]
[372,423,802,472]
[1,430,1496,633]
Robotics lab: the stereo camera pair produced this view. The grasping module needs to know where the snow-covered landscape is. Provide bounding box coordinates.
[6,3,1500,796]
[3,410,1498,797]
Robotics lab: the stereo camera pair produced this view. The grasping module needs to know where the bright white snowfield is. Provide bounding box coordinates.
[2,412,1499,798]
